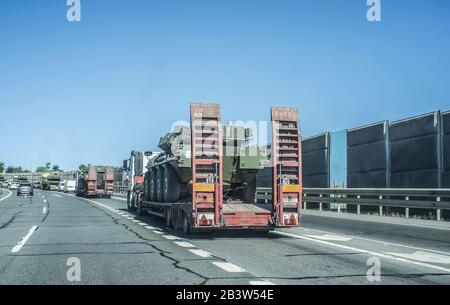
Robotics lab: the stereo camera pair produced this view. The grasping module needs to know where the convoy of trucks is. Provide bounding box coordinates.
[123,103,303,234]
[76,165,114,198]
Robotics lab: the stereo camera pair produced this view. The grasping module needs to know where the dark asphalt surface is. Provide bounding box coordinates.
[1,189,450,285]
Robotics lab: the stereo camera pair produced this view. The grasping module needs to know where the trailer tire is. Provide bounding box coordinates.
[144,172,151,201]
[182,212,191,235]
[156,167,164,202]
[149,169,157,202]
[163,166,180,203]
[164,208,172,227]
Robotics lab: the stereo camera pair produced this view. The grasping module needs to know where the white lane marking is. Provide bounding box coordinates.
[174,241,196,248]
[42,207,47,214]
[299,227,450,257]
[274,231,450,273]
[112,197,127,201]
[0,189,12,202]
[44,199,47,203]
[11,226,38,253]
[212,262,246,273]
[305,234,353,242]
[53,194,62,198]
[152,230,164,235]
[249,280,275,286]
[137,222,147,226]
[41,195,45,198]
[162,235,180,240]
[145,226,155,230]
[132,220,140,223]
[384,251,450,264]
[189,249,212,258]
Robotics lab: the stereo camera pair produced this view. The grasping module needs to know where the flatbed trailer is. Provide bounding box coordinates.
[135,103,302,233]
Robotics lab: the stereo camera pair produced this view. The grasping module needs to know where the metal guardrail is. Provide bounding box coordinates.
[256,187,450,221]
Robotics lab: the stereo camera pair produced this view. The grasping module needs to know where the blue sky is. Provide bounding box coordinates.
[0,0,449,171]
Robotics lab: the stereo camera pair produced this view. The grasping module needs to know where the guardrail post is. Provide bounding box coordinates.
[304,202,307,210]
[405,196,410,218]
[436,197,441,221]
[319,194,323,211]
[357,205,361,215]
[337,204,341,213]
[379,196,383,216]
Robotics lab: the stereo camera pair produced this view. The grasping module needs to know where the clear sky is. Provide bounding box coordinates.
[0,0,449,171]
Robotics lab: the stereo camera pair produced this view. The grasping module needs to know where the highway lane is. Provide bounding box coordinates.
[0,190,260,284]
[1,189,450,284]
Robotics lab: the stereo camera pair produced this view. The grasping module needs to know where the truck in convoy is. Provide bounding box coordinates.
[123,151,159,211]
[41,173,62,191]
[76,165,115,198]
[127,103,303,234]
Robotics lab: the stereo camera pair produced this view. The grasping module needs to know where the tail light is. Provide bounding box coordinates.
[197,213,214,226]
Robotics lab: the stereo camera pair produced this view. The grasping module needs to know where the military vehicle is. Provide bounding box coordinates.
[41,173,61,191]
[143,123,267,204]
[76,165,114,198]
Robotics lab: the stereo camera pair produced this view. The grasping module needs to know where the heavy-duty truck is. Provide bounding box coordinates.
[41,173,62,191]
[128,103,303,234]
[123,151,159,211]
[76,165,114,198]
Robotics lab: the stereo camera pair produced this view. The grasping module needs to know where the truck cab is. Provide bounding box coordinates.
[123,151,158,210]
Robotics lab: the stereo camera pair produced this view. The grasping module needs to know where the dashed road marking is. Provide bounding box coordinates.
[249,280,275,285]
[162,235,179,240]
[212,262,246,273]
[305,234,353,242]
[189,249,212,258]
[174,241,196,248]
[152,230,164,235]
[53,194,62,198]
[384,251,450,264]
[132,220,140,223]
[137,222,147,226]
[145,226,155,230]
[11,226,38,253]
[42,207,47,214]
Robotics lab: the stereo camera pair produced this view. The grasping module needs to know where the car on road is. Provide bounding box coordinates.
[33,182,42,189]
[9,182,20,190]
[17,182,33,196]
[64,180,76,193]
[57,181,66,192]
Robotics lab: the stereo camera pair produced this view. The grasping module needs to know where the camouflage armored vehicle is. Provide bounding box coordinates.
[144,124,267,203]
[76,165,114,198]
[41,173,61,191]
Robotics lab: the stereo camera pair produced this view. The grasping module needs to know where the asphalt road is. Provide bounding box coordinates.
[1,189,450,285]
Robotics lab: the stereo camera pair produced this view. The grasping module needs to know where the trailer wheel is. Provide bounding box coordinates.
[156,167,164,202]
[163,166,180,203]
[164,208,172,227]
[182,213,191,235]
[242,178,257,203]
[144,172,151,201]
[149,169,157,202]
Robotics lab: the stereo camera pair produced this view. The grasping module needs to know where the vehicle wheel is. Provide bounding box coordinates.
[182,212,191,235]
[163,166,181,203]
[242,179,257,203]
[149,169,157,202]
[127,192,135,211]
[136,195,145,216]
[156,167,164,202]
[144,172,151,201]
[164,208,172,227]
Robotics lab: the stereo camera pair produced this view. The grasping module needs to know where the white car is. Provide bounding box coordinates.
[57,181,66,192]
[9,182,19,190]
[64,180,76,193]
